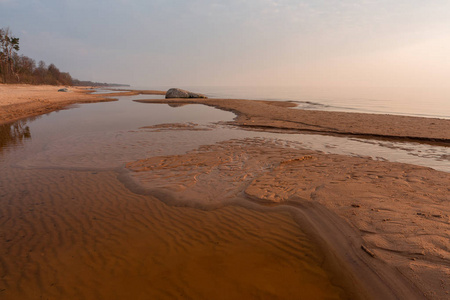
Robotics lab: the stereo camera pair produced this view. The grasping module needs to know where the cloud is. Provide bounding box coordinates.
[3,0,450,86]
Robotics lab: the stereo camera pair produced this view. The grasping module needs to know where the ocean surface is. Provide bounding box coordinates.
[129,86,450,120]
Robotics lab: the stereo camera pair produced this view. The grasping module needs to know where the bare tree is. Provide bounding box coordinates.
[0,27,20,82]
[13,53,36,83]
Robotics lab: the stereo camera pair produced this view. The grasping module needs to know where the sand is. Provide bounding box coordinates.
[0,167,352,299]
[135,98,450,143]
[129,96,449,298]
[0,84,111,125]
[0,84,165,125]
[1,85,449,299]
[125,138,449,299]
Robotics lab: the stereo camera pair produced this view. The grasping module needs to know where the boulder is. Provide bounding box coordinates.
[165,88,207,99]
[58,88,69,92]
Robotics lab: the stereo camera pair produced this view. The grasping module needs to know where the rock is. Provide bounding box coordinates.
[58,88,69,92]
[165,88,207,99]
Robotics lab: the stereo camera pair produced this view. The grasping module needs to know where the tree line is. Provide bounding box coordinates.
[0,27,73,85]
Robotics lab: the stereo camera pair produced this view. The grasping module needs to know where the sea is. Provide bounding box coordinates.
[129,85,450,120]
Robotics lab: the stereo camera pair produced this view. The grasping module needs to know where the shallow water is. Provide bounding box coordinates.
[0,95,350,299]
[2,94,447,173]
[128,85,450,119]
[0,93,448,298]
[89,89,129,95]
[0,167,348,299]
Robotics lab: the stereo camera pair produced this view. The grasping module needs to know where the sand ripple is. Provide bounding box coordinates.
[126,138,450,299]
[0,166,346,299]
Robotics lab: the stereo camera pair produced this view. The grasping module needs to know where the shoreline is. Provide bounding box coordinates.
[2,84,449,145]
[135,97,450,144]
[0,84,165,125]
[1,85,449,298]
[0,84,112,125]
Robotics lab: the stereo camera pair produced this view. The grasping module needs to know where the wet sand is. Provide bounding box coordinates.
[1,86,449,299]
[0,167,348,299]
[125,137,449,299]
[130,97,449,298]
[2,84,449,143]
[135,98,450,143]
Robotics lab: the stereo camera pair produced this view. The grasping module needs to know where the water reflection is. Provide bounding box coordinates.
[1,96,448,174]
[0,119,34,152]
[168,103,189,108]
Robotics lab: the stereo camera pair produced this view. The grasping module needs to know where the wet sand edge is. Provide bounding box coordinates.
[0,85,166,125]
[119,146,431,300]
[134,98,450,144]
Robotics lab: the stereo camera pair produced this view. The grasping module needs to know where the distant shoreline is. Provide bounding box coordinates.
[72,80,131,87]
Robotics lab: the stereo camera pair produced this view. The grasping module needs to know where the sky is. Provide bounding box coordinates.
[1,0,450,88]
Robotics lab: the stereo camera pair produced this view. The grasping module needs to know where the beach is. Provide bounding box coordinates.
[0,84,165,125]
[0,85,108,125]
[0,85,449,299]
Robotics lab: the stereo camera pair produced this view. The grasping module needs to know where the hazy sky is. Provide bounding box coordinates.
[1,0,449,87]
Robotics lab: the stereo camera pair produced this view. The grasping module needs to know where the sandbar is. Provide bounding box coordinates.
[129,95,449,298]
[135,97,450,143]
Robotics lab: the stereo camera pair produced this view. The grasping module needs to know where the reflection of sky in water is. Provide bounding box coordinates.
[173,86,450,120]
[1,94,449,173]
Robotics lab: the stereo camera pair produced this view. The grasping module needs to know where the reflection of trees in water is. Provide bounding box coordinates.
[0,119,33,152]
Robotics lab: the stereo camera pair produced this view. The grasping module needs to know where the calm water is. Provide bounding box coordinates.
[126,86,450,119]
[0,94,351,299]
[1,93,449,173]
